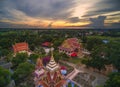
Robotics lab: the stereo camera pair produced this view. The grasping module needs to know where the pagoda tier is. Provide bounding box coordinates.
[46,53,59,71]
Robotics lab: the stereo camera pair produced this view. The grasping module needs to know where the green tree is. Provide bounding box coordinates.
[104,72,120,87]
[0,67,11,87]
[12,53,28,68]
[83,44,109,71]
[85,37,103,51]
[52,38,65,49]
[29,54,39,63]
[34,46,46,56]
[13,62,34,85]
[53,51,61,62]
[0,48,10,57]
[107,42,120,71]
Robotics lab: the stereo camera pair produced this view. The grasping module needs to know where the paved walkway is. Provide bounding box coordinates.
[61,60,108,87]
[66,68,80,80]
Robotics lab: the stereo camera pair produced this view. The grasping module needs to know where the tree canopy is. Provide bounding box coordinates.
[12,62,34,85]
[0,67,11,87]
[104,72,120,87]
[12,53,28,68]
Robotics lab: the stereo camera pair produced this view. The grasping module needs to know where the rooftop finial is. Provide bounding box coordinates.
[36,58,43,68]
[51,47,54,60]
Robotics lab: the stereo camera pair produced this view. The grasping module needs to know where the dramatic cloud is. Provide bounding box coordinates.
[0,0,120,28]
[67,17,80,23]
[0,0,75,20]
[89,16,107,28]
[82,0,120,17]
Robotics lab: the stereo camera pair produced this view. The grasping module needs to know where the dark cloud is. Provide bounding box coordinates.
[0,22,39,28]
[0,22,24,28]
[83,0,120,17]
[0,22,13,28]
[67,17,88,23]
[67,17,80,23]
[0,0,75,20]
[107,22,120,28]
[89,16,107,28]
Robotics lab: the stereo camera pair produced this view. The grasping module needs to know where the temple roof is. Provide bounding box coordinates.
[13,42,29,53]
[58,38,80,52]
[42,42,52,47]
[46,52,59,71]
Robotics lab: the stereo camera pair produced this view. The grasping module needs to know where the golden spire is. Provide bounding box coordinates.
[51,49,54,60]
[36,58,43,68]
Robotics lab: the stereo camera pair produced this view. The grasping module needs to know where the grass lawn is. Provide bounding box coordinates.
[67,57,83,64]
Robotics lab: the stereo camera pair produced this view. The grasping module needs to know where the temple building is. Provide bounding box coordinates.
[42,42,52,47]
[12,42,31,55]
[58,38,90,57]
[58,38,80,55]
[34,52,67,87]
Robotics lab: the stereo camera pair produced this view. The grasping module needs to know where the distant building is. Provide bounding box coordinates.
[42,42,52,47]
[12,42,31,55]
[34,51,67,87]
[41,42,52,55]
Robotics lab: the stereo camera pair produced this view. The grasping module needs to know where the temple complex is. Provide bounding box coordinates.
[34,51,67,87]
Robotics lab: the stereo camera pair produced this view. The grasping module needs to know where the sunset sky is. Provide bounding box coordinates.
[0,0,120,28]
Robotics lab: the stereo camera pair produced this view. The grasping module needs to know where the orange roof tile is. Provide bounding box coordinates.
[13,42,29,53]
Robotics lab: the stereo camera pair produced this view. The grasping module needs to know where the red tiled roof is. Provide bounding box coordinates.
[67,38,80,48]
[58,38,80,52]
[13,42,29,53]
[42,42,51,47]
[72,42,80,48]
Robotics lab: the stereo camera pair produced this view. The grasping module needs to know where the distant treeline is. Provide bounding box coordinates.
[0,28,120,32]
